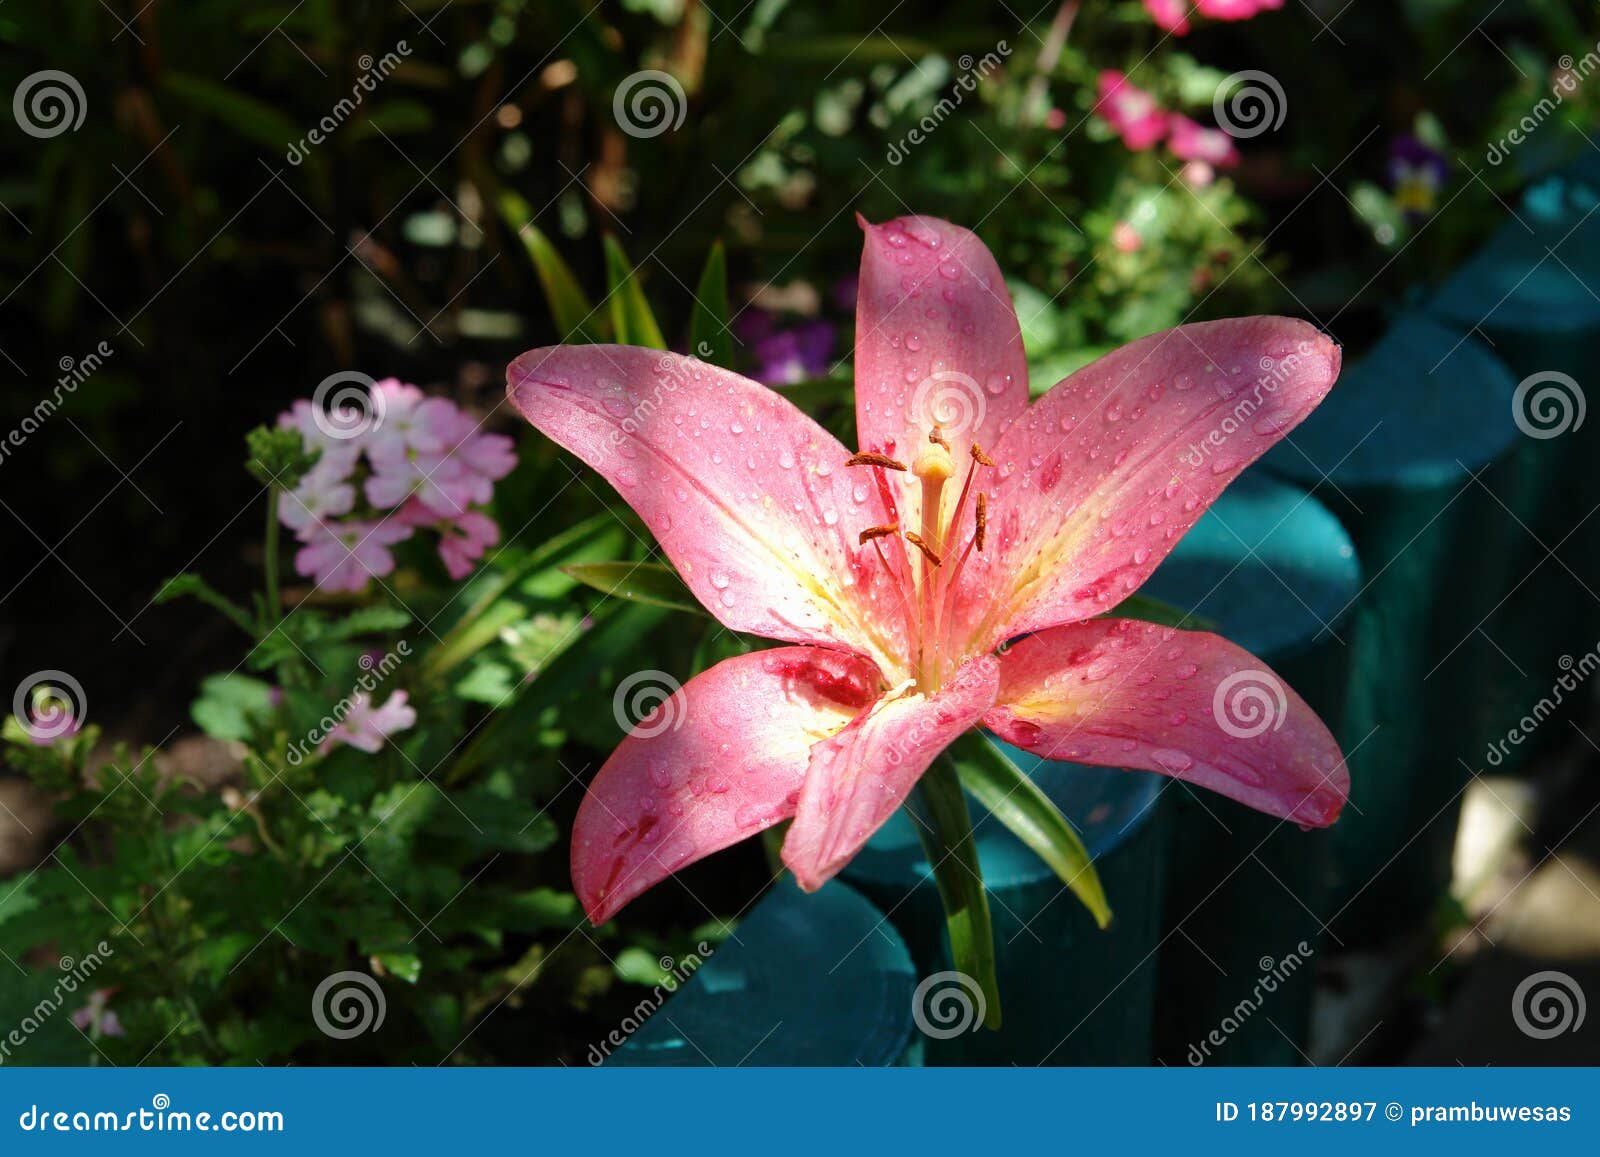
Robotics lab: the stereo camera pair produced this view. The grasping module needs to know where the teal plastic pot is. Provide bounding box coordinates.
[605,879,919,1066]
[842,758,1168,1065]
[1259,315,1522,945]
[1139,470,1359,1065]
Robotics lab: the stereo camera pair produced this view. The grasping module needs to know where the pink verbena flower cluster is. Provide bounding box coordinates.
[277,379,516,593]
[1143,0,1284,36]
[1096,71,1241,173]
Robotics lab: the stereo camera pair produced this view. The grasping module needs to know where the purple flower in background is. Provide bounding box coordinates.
[735,311,836,386]
[72,990,124,1038]
[1388,134,1449,218]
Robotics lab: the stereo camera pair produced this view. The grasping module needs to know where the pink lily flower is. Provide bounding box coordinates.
[508,214,1347,924]
[1168,113,1241,168]
[1097,71,1169,152]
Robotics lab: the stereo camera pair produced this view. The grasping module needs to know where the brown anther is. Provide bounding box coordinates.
[846,452,907,471]
[928,429,950,449]
[975,492,988,551]
[904,532,943,567]
[970,442,996,468]
[858,523,899,545]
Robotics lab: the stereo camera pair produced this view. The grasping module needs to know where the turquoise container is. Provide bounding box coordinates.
[1259,315,1522,945]
[842,760,1168,1065]
[1139,470,1360,1065]
[606,879,919,1066]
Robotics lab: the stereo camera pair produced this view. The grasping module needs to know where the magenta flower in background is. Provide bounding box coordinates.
[275,378,515,593]
[1168,114,1241,167]
[1144,0,1284,33]
[323,690,417,754]
[736,311,837,386]
[1143,0,1192,33]
[1097,71,1168,151]
[508,213,1349,924]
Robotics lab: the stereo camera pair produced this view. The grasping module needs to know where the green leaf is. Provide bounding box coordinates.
[190,674,278,743]
[1107,592,1217,633]
[560,561,704,614]
[325,606,412,640]
[603,235,668,349]
[497,190,600,341]
[155,573,256,635]
[689,240,732,367]
[160,73,304,155]
[913,760,1001,1030]
[948,731,1111,929]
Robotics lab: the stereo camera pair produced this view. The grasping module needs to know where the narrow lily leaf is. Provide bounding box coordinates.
[560,561,705,615]
[497,190,600,342]
[602,235,668,350]
[950,731,1112,929]
[914,760,1002,1030]
[1108,592,1216,633]
[690,240,733,368]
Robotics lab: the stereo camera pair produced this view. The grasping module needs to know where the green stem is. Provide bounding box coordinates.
[913,757,1002,1029]
[264,487,282,625]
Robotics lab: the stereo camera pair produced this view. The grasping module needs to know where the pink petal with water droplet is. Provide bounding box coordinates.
[782,654,999,891]
[508,345,909,673]
[984,619,1346,826]
[954,317,1340,647]
[573,647,883,924]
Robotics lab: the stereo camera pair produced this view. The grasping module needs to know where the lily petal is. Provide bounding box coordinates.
[782,654,1000,892]
[572,647,883,924]
[509,345,909,673]
[984,619,1346,826]
[854,215,1028,524]
[955,318,1340,648]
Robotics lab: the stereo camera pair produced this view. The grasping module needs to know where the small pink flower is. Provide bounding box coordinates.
[1112,222,1143,253]
[1168,114,1241,167]
[280,457,357,538]
[437,511,501,580]
[1198,0,1283,20]
[72,990,124,1037]
[1181,159,1217,188]
[1143,0,1192,33]
[293,518,412,593]
[1043,107,1067,131]
[324,691,417,754]
[1097,71,1168,151]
